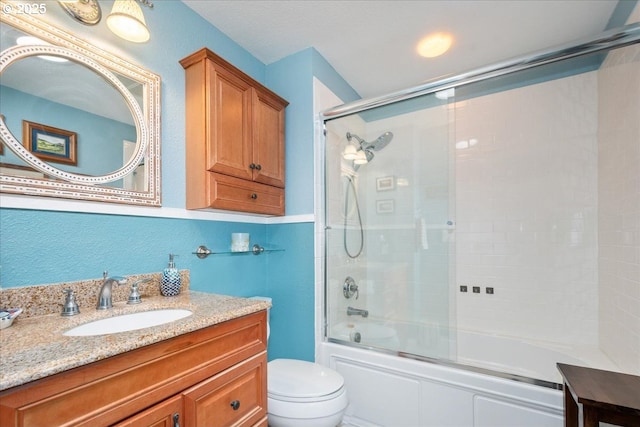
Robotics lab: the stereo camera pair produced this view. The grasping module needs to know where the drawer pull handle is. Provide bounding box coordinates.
[251,193,258,199]
[230,400,241,411]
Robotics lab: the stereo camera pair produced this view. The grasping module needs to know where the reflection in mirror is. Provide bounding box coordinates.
[0,9,161,205]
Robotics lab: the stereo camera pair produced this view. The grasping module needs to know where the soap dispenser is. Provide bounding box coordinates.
[160,254,182,296]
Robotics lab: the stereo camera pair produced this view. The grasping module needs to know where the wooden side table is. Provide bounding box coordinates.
[557,363,640,427]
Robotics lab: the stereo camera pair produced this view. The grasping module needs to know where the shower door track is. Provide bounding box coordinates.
[320,23,640,121]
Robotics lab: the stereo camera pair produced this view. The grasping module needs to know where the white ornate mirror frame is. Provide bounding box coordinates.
[0,5,161,206]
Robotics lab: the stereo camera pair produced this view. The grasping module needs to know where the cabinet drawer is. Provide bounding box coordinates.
[184,352,267,427]
[113,395,182,427]
[208,173,284,215]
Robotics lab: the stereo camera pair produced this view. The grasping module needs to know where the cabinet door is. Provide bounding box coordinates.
[113,395,182,427]
[183,352,267,427]
[252,89,286,188]
[207,61,253,181]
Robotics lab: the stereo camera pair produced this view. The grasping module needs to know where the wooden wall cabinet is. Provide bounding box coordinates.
[180,48,288,215]
[0,311,268,427]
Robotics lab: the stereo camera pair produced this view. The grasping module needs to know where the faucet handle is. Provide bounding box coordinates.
[61,289,80,316]
[343,276,359,299]
[127,278,152,305]
[127,283,142,305]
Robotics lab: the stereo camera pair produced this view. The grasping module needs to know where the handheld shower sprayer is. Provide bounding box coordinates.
[342,130,394,258]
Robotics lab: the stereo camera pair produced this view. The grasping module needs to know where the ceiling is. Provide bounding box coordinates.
[182,0,626,100]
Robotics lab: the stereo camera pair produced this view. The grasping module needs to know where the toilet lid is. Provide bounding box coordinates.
[268,359,344,399]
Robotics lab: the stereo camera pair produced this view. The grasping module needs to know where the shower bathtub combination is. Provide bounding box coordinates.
[316,17,640,427]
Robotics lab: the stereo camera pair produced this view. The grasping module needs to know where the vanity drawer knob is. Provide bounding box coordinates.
[230,400,241,410]
[250,193,258,199]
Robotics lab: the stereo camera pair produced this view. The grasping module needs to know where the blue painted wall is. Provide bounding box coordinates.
[265,222,316,361]
[0,208,267,292]
[0,0,358,363]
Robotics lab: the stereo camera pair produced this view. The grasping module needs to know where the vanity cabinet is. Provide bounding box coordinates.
[0,311,268,427]
[180,48,288,216]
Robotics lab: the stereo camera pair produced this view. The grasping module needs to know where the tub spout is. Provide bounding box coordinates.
[347,306,369,317]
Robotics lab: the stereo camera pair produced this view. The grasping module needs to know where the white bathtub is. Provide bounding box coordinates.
[455,329,590,385]
[323,321,620,426]
[319,341,565,427]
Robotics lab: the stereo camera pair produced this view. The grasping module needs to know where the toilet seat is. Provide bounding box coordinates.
[267,359,348,423]
[268,359,345,401]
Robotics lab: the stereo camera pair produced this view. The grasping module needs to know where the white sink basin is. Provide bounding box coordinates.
[64,309,193,336]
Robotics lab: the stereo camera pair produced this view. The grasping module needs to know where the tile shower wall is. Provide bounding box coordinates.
[598,36,640,373]
[454,71,600,345]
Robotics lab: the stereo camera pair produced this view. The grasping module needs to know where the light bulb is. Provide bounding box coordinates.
[343,144,358,160]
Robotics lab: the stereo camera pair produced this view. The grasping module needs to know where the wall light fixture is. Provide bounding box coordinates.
[106,0,153,43]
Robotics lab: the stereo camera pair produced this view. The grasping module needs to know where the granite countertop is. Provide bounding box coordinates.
[0,291,270,391]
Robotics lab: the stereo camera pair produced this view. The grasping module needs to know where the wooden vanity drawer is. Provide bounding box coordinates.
[0,311,267,427]
[183,352,267,427]
[207,172,284,215]
[113,394,183,427]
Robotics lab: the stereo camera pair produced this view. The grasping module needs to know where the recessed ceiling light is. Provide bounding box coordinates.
[417,32,453,58]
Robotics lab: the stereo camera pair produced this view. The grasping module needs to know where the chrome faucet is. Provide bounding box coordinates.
[97,273,128,310]
[347,306,369,318]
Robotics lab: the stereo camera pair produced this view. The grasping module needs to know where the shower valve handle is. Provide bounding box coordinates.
[343,276,359,299]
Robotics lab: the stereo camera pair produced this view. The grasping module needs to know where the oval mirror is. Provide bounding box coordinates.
[1,44,146,184]
[0,11,161,205]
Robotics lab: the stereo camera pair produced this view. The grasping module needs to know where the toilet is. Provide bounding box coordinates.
[267,358,348,427]
[250,297,348,427]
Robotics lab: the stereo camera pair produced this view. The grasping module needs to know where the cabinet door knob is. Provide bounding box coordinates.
[250,193,258,199]
[172,413,180,427]
[230,400,241,410]
[255,164,262,171]
[249,163,256,169]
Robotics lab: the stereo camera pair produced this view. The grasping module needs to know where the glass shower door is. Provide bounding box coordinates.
[324,92,455,361]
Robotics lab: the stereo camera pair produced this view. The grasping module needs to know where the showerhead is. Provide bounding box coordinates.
[345,131,393,167]
[346,131,393,152]
[366,131,393,151]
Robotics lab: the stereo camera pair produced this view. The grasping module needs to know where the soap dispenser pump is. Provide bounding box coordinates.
[160,254,182,296]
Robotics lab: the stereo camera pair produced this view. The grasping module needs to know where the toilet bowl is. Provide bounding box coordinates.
[249,297,348,427]
[267,358,348,427]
